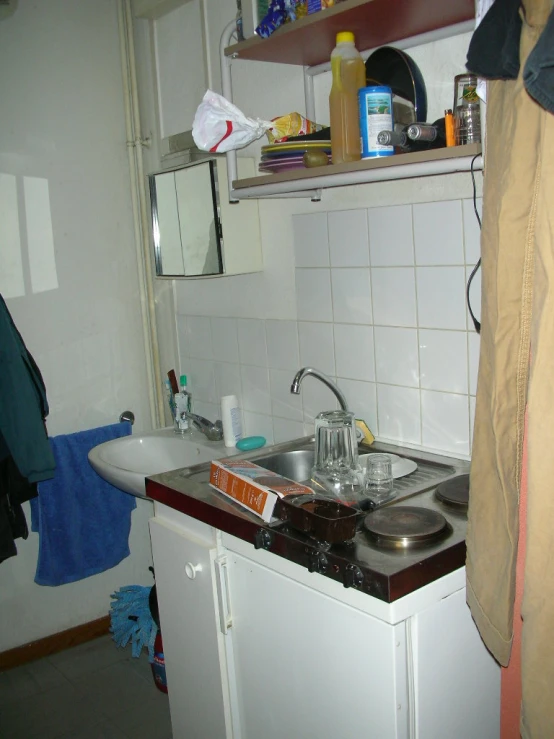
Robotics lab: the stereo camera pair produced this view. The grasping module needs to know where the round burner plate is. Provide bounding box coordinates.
[363,505,449,549]
[435,474,470,510]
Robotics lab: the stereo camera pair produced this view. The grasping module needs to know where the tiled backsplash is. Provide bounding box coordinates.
[177,198,482,458]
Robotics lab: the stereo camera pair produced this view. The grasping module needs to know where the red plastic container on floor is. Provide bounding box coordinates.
[151,630,168,693]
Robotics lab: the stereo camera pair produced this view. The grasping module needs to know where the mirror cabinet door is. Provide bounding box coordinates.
[149,159,223,278]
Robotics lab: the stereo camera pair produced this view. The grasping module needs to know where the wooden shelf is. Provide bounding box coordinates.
[231,144,482,198]
[225,0,475,67]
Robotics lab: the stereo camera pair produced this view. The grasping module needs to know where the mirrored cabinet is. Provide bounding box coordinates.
[148,156,262,278]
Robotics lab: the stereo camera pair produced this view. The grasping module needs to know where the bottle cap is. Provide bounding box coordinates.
[180,374,187,386]
[336,31,355,44]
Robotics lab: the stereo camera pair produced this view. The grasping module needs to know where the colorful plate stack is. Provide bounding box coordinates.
[259,139,332,173]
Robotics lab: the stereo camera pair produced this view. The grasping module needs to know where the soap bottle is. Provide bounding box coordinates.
[329,31,366,164]
[221,395,243,448]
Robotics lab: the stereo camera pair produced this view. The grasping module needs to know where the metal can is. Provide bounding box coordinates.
[358,85,394,158]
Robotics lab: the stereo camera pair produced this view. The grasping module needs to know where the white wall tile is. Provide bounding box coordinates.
[371,267,417,327]
[468,330,480,396]
[377,384,421,444]
[214,361,242,404]
[273,417,305,444]
[368,204,414,266]
[266,320,300,371]
[211,317,239,362]
[419,329,468,393]
[237,318,267,367]
[331,268,372,324]
[416,267,467,330]
[192,399,219,425]
[269,368,303,421]
[298,322,335,376]
[328,209,370,267]
[374,326,419,387]
[469,395,476,450]
[295,268,333,322]
[334,324,375,381]
[421,390,470,455]
[293,212,329,267]
[413,200,464,265]
[462,197,483,265]
[301,375,339,423]
[176,314,189,366]
[240,364,271,415]
[338,378,378,434]
[183,315,213,359]
[243,411,274,445]
[186,358,217,404]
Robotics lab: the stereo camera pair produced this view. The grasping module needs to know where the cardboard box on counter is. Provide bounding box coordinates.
[209,458,313,522]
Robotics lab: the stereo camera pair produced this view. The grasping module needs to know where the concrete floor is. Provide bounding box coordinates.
[0,634,172,738]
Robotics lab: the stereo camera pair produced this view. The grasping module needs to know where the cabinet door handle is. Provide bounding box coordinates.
[214,556,232,635]
[185,562,202,579]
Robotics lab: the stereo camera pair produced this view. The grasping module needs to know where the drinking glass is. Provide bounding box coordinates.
[453,73,481,145]
[364,453,395,505]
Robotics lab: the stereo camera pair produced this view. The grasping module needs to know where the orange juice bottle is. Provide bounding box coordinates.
[329,32,366,164]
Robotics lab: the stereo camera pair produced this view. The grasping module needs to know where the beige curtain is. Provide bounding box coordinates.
[466,0,554,736]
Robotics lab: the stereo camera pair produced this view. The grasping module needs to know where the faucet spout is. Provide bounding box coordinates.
[188,413,224,441]
[290,367,349,412]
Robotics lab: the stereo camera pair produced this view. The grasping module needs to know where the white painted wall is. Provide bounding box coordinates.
[136,3,482,459]
[0,0,155,651]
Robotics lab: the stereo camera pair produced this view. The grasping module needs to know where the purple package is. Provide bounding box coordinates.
[256,0,286,38]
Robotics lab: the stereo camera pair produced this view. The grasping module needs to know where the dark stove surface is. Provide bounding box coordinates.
[147,437,471,603]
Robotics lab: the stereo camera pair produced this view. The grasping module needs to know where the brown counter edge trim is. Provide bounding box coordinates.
[147,481,466,605]
[149,481,400,603]
[148,479,262,543]
[0,615,110,671]
[389,541,467,601]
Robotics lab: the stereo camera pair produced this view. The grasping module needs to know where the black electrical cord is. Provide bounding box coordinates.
[466,154,482,334]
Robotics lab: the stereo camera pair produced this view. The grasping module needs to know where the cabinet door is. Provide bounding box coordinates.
[226,550,408,739]
[413,588,500,738]
[149,518,232,739]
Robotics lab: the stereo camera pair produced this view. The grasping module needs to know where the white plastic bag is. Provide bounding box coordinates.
[192,90,272,153]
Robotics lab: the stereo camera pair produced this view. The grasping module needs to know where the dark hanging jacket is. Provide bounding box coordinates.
[0,294,55,562]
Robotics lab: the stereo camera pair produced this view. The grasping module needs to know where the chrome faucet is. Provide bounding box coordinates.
[188,413,224,441]
[290,367,349,412]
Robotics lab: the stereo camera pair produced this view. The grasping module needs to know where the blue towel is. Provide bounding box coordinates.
[30,422,136,586]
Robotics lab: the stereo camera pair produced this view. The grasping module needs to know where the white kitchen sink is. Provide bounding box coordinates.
[88,427,235,498]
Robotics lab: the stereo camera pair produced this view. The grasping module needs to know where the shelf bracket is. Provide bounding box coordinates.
[220,20,318,202]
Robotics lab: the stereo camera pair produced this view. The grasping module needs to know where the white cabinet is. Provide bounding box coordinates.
[150,156,263,278]
[223,536,499,739]
[226,550,408,739]
[150,509,500,739]
[149,516,233,739]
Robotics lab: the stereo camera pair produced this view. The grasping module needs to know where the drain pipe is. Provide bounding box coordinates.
[117,0,165,427]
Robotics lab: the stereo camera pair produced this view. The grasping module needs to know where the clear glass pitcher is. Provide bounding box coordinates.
[312,410,364,504]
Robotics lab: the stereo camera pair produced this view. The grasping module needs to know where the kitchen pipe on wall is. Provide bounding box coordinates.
[117,0,165,427]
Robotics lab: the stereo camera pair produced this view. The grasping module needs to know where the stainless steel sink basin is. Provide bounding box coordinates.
[253,449,314,484]
[248,441,458,502]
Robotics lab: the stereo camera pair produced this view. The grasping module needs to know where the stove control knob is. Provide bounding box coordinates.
[307,551,328,574]
[343,563,364,589]
[254,528,273,550]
